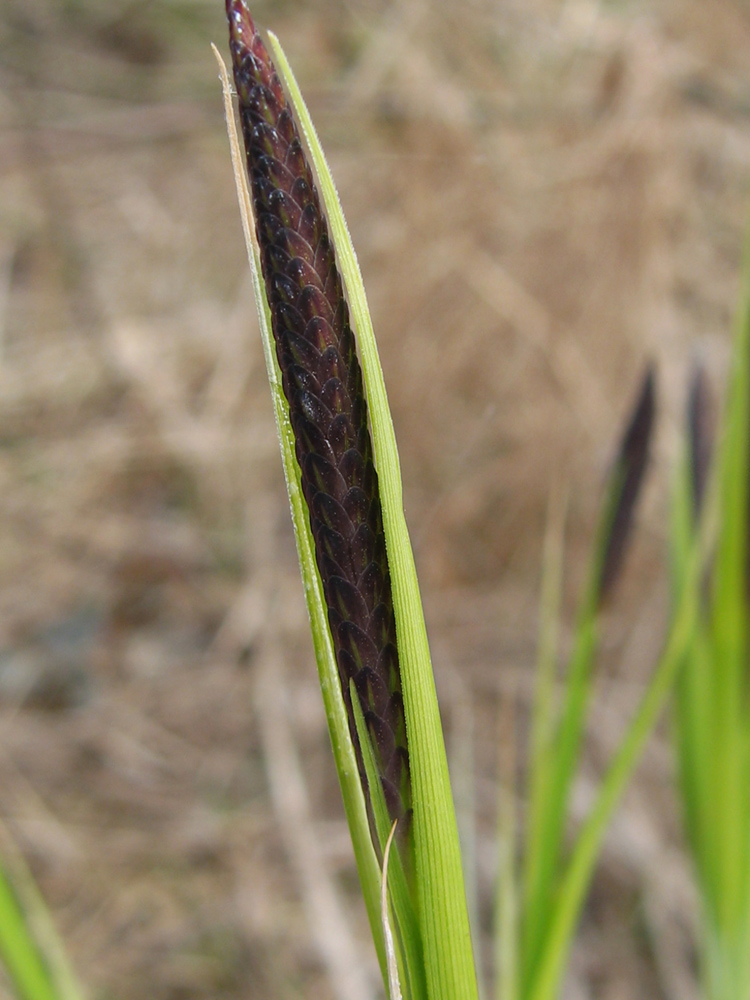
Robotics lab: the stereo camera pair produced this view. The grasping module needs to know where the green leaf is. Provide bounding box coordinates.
[670,240,750,1000]
[0,865,60,1000]
[521,487,568,986]
[495,716,519,1000]
[0,826,85,1000]
[526,454,717,1000]
[707,249,750,938]
[670,408,716,906]
[267,31,480,1000]
[522,370,655,988]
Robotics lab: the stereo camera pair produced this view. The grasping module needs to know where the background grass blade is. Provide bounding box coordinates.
[495,693,519,1000]
[520,487,567,988]
[527,449,717,1000]
[671,238,750,1000]
[0,824,85,1000]
[522,369,655,988]
[0,864,60,1000]
[707,249,750,953]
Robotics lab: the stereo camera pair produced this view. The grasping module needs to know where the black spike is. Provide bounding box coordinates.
[598,367,657,603]
[226,0,410,829]
[687,363,713,522]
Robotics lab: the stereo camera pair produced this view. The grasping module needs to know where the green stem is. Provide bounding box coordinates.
[526,499,711,1000]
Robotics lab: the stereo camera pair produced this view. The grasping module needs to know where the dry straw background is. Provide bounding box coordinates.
[0,0,749,997]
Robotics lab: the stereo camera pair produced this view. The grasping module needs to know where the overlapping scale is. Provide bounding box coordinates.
[226,0,411,830]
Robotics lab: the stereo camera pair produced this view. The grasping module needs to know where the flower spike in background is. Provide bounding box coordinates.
[687,363,713,523]
[597,365,656,603]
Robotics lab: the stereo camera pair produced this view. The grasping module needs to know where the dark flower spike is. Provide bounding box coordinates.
[226,0,410,830]
[687,363,713,522]
[597,366,656,603]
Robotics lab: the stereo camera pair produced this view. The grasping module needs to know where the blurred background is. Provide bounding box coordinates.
[0,0,749,996]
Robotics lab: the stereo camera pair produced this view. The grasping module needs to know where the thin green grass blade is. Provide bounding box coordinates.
[495,695,519,1000]
[670,418,717,907]
[675,625,716,893]
[214,45,387,978]
[0,865,59,1000]
[707,245,750,938]
[521,609,598,987]
[522,370,654,985]
[712,251,750,662]
[0,835,84,1000]
[495,784,518,1000]
[526,473,716,1000]
[521,491,608,980]
[268,32,480,1000]
[525,487,567,868]
[671,243,750,1000]
[521,486,568,984]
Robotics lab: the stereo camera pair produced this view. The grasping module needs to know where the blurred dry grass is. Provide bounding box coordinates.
[0,0,749,997]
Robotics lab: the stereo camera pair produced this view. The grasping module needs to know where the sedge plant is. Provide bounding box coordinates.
[671,244,750,1000]
[217,6,712,1000]
[0,7,719,1000]
[495,357,717,1000]
[218,4,477,998]
[522,372,655,992]
[495,369,656,1000]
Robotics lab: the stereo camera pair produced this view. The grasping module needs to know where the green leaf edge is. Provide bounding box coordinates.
[267,31,480,1000]
[213,45,387,980]
[707,244,750,941]
[522,472,614,983]
[671,238,750,998]
[0,837,85,1000]
[0,865,60,1000]
[524,399,655,994]
[521,487,568,990]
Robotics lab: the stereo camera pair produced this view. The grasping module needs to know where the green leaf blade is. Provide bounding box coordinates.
[267,31,480,1000]
[0,842,85,1000]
